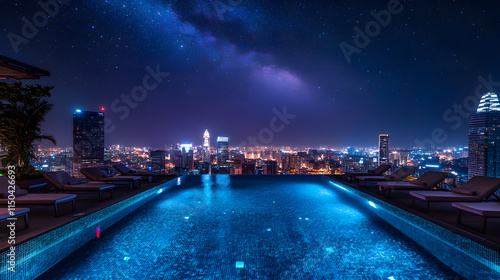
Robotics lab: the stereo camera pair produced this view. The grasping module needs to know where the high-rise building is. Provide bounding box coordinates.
[73,110,104,177]
[264,160,278,174]
[282,153,298,173]
[170,144,182,169]
[468,92,500,178]
[197,161,211,174]
[202,129,211,162]
[378,134,390,166]
[150,150,166,174]
[242,161,256,174]
[217,136,230,174]
[180,144,194,172]
[217,137,229,165]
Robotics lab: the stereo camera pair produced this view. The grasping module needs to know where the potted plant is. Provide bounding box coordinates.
[0,82,56,189]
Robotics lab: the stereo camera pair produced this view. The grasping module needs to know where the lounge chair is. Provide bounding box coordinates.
[410,176,500,211]
[0,176,76,217]
[113,164,156,182]
[452,202,500,233]
[44,171,115,201]
[346,165,391,181]
[0,207,29,228]
[80,167,141,190]
[377,171,448,196]
[356,167,415,187]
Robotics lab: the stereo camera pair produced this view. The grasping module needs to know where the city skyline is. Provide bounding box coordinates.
[1,1,499,148]
[3,2,500,279]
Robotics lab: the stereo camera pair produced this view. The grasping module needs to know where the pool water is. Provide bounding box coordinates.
[38,175,462,279]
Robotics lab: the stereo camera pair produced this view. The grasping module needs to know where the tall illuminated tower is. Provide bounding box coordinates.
[217,137,229,165]
[73,110,104,177]
[378,134,390,166]
[468,92,500,179]
[202,129,211,162]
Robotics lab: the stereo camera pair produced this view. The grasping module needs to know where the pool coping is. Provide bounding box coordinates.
[0,177,180,280]
[325,177,500,279]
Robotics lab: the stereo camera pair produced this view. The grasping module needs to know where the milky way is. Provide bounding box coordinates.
[1,0,499,148]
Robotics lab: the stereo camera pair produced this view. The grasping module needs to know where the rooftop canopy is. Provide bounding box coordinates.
[0,55,50,80]
[477,92,500,113]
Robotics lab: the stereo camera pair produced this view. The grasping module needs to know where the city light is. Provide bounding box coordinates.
[1,1,496,278]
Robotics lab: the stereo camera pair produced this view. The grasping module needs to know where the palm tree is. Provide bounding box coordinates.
[0,82,56,168]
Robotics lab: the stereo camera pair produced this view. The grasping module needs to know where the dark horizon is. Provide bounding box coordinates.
[2,0,499,148]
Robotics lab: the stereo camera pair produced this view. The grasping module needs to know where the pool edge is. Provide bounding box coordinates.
[325,178,500,280]
[0,177,180,280]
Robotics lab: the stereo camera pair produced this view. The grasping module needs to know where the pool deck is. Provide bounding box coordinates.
[326,175,500,252]
[0,175,178,252]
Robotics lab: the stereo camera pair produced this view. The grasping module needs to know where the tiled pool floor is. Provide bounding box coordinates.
[38,175,462,279]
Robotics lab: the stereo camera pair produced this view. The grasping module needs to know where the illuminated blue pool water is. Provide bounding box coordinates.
[38,175,462,279]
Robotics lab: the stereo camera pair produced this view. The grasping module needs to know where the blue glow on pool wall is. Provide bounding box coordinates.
[329,181,348,191]
[36,176,468,279]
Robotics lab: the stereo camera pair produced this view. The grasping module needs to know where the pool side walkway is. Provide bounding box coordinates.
[0,175,179,252]
[326,175,500,252]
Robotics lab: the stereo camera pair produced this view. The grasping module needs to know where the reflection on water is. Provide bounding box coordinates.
[38,175,462,280]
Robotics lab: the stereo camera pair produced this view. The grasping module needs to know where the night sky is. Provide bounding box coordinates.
[1,0,500,148]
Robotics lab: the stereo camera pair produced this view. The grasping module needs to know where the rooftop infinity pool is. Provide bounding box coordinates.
[37,175,463,279]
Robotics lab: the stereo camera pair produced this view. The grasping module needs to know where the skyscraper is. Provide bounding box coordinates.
[242,161,256,174]
[468,92,500,178]
[180,144,194,172]
[378,134,390,166]
[217,136,229,174]
[202,129,211,162]
[73,110,104,177]
[264,160,278,174]
[150,150,166,174]
[217,137,229,165]
[170,145,182,169]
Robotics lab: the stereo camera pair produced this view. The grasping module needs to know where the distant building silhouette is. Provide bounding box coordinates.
[264,160,278,174]
[217,136,229,163]
[73,110,104,177]
[216,137,229,174]
[242,161,256,174]
[150,150,166,174]
[282,152,298,173]
[202,129,211,162]
[378,134,390,166]
[170,145,182,169]
[468,92,500,178]
[180,144,194,172]
[197,161,211,174]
